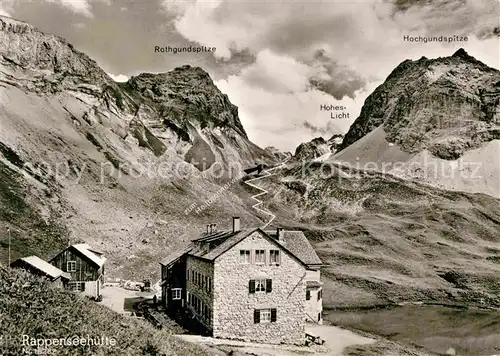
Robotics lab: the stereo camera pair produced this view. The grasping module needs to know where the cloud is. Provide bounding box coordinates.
[212,45,370,150]
[72,22,87,30]
[239,50,312,93]
[60,0,92,16]
[0,0,14,16]
[238,49,366,99]
[302,122,328,136]
[45,0,93,17]
[392,0,499,39]
[214,73,372,151]
[106,73,129,82]
[307,49,366,100]
[167,0,272,60]
[302,121,342,137]
[167,0,498,152]
[161,0,195,17]
[166,0,497,76]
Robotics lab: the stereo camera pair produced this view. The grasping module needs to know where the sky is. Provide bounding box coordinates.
[1,0,498,151]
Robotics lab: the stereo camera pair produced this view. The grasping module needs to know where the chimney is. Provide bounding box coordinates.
[232,217,241,232]
[277,228,284,243]
[211,223,217,233]
[206,225,210,234]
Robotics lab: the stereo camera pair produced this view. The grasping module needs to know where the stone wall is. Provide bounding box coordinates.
[186,256,214,329]
[213,231,306,345]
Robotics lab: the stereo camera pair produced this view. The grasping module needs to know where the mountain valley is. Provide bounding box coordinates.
[1,13,500,356]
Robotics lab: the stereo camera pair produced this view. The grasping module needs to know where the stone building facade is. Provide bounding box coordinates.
[213,230,306,344]
[159,218,323,345]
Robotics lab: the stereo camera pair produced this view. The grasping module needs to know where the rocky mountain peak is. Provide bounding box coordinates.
[0,15,32,33]
[338,50,500,157]
[328,133,344,152]
[292,133,345,161]
[124,65,248,140]
[128,65,213,88]
[452,48,468,58]
[293,137,329,161]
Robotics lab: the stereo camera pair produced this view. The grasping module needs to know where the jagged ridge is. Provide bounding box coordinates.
[0,15,273,173]
[0,15,272,279]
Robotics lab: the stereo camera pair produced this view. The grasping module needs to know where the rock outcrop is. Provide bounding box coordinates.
[328,134,344,153]
[292,134,344,161]
[293,137,330,161]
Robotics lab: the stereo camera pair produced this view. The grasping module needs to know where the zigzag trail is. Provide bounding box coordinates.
[244,160,289,229]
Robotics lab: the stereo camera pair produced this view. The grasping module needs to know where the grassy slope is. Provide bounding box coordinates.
[0,159,69,264]
[0,265,221,356]
[237,161,500,354]
[249,161,500,308]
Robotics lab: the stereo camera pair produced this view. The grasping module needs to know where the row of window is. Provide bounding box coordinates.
[249,279,272,294]
[248,278,323,301]
[306,289,322,301]
[240,249,280,265]
[188,270,213,293]
[187,292,212,323]
[254,308,277,323]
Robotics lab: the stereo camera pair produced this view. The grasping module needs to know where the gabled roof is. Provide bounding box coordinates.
[264,230,323,266]
[50,244,106,268]
[159,230,244,267]
[71,244,107,267]
[12,255,69,280]
[189,228,314,269]
[160,228,322,269]
[190,229,257,261]
[160,244,193,266]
